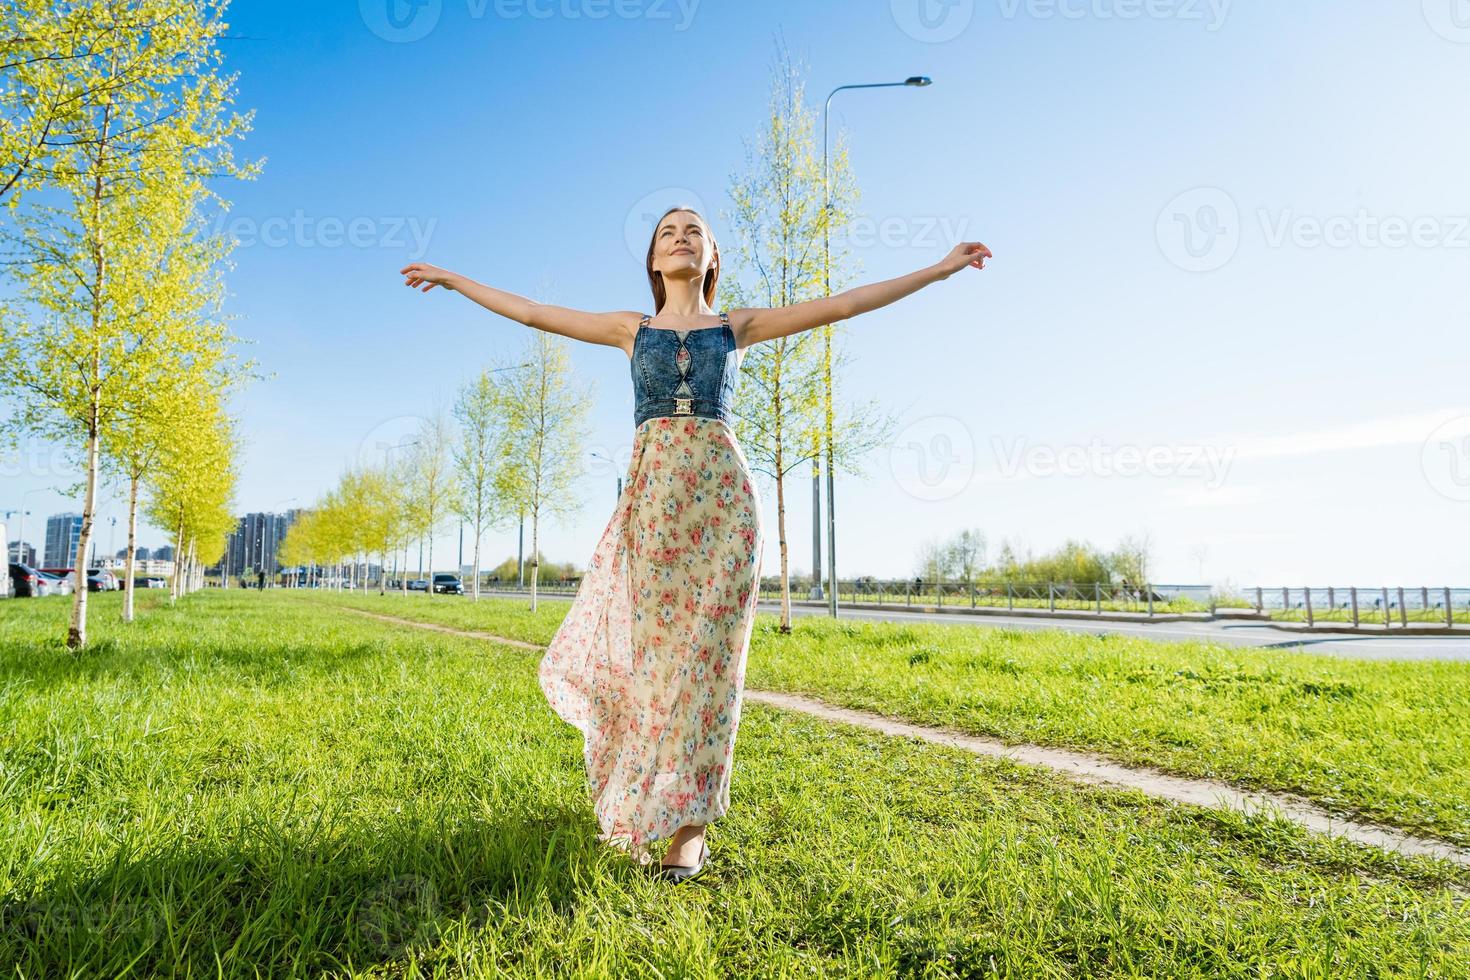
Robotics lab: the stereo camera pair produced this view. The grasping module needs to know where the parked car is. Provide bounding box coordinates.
[432,573,463,595]
[138,576,168,589]
[406,578,429,592]
[8,563,48,598]
[43,567,115,592]
[36,570,71,596]
[87,568,120,591]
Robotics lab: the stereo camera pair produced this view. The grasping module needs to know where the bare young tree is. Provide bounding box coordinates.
[453,365,514,601]
[497,330,591,612]
[721,40,897,632]
[409,409,456,597]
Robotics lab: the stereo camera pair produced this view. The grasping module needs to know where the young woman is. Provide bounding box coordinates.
[399,207,991,883]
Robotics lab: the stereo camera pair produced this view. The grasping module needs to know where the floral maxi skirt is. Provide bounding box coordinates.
[538,415,764,865]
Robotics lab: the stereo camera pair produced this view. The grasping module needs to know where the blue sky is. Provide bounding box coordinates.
[5,0,1468,587]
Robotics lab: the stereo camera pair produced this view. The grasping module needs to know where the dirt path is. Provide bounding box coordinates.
[344,606,1470,869]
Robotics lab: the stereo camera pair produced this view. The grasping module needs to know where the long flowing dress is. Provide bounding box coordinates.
[538,313,764,866]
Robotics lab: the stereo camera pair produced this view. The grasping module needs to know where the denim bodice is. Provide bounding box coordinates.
[631,311,741,427]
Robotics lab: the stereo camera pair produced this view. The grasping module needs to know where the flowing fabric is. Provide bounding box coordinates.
[538,414,764,865]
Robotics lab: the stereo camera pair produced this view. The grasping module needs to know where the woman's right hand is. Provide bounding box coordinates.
[400,261,459,293]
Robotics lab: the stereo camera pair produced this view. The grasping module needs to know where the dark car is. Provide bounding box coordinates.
[432,574,463,595]
[8,563,48,598]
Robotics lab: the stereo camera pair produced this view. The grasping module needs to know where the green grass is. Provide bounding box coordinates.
[1,591,1467,977]
[310,589,1470,849]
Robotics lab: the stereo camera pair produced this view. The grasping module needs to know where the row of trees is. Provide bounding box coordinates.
[280,332,590,606]
[917,530,1157,588]
[0,0,259,646]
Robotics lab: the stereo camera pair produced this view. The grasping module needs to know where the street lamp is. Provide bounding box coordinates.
[6,486,54,565]
[589,451,622,502]
[817,75,932,617]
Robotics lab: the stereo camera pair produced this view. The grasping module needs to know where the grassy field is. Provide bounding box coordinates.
[310,589,1470,849]
[1,590,1467,977]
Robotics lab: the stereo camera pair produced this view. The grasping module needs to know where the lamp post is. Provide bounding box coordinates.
[819,75,932,617]
[9,486,50,565]
[589,451,622,502]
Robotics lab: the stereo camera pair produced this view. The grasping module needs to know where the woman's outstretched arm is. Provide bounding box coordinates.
[398,261,637,351]
[731,241,992,348]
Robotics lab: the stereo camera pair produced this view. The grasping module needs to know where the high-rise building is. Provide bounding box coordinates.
[9,541,37,565]
[43,513,85,568]
[214,509,302,579]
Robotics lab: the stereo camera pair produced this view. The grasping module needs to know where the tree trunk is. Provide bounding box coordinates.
[123,473,139,622]
[67,401,100,649]
[775,443,791,633]
[530,508,539,613]
[472,516,482,602]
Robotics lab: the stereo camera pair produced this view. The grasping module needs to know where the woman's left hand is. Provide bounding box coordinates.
[935,241,993,279]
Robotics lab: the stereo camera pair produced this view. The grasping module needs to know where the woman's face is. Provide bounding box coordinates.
[651,210,715,283]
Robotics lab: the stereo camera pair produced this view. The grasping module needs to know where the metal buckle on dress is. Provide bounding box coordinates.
[674,397,692,415]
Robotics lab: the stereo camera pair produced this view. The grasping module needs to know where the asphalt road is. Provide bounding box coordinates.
[476,589,1469,661]
[768,600,1470,661]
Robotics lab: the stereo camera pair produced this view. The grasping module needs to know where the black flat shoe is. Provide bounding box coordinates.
[652,842,710,883]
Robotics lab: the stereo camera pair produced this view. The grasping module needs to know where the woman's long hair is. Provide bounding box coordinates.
[645,205,721,314]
